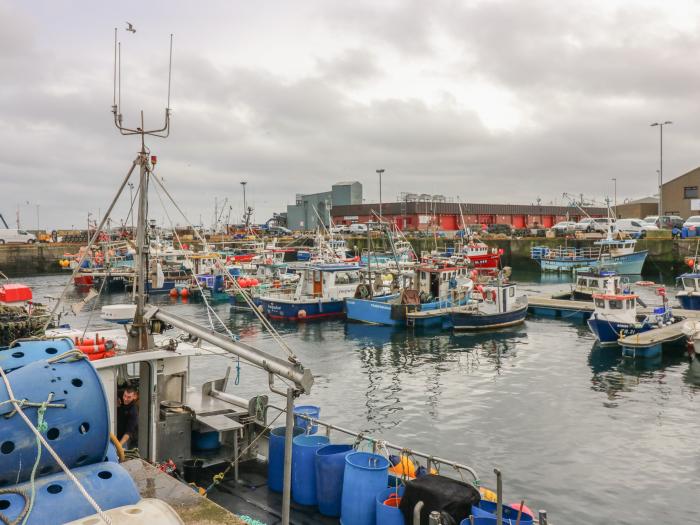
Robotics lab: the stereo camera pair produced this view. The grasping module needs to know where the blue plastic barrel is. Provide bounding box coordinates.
[292,434,330,505]
[376,485,405,525]
[294,405,320,434]
[315,444,353,517]
[0,462,140,525]
[268,426,304,493]
[0,338,75,372]
[0,356,109,483]
[341,452,390,525]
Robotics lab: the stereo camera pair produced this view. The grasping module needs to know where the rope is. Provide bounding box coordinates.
[0,488,29,525]
[21,394,51,525]
[0,366,112,525]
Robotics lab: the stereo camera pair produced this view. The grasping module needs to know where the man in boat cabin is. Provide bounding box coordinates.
[117,385,139,448]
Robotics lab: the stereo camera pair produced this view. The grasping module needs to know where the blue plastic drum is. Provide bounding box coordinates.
[376,485,405,525]
[0,356,109,483]
[294,405,320,434]
[315,444,353,517]
[341,452,390,525]
[268,426,304,493]
[0,462,140,525]
[292,434,330,506]
[0,339,75,372]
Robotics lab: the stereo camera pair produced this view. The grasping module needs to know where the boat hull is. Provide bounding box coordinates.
[257,298,345,321]
[586,318,651,345]
[677,293,700,310]
[344,294,406,326]
[466,253,500,269]
[538,250,647,274]
[451,304,528,331]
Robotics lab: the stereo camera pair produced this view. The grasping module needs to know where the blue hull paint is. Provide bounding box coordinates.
[451,305,528,330]
[587,318,652,345]
[344,294,403,326]
[258,298,345,321]
[538,250,647,274]
[409,297,471,329]
[528,306,591,321]
[620,343,663,359]
[677,294,700,310]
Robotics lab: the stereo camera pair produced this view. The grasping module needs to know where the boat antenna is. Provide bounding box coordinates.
[111,26,175,352]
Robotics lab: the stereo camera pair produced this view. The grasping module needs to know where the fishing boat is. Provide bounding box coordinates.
[531,237,647,274]
[676,257,700,310]
[587,287,677,345]
[553,268,628,301]
[451,276,528,331]
[457,240,501,269]
[255,263,368,321]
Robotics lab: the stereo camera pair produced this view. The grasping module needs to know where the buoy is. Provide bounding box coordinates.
[169,288,179,297]
[180,288,189,297]
[273,280,281,288]
[688,258,695,268]
[388,456,416,478]
[298,309,307,319]
[508,501,534,518]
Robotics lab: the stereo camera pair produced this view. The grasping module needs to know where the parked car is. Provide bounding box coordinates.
[682,216,700,230]
[614,218,658,237]
[551,221,577,233]
[348,223,369,234]
[0,229,36,244]
[267,225,292,235]
[574,218,615,233]
[643,215,684,229]
[329,225,348,234]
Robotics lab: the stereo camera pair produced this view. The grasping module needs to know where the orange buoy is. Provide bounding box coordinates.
[169,288,179,297]
[297,309,307,319]
[688,258,695,268]
[180,288,189,297]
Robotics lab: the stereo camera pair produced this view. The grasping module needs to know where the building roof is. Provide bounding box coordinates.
[620,196,658,205]
[330,202,607,217]
[332,181,361,186]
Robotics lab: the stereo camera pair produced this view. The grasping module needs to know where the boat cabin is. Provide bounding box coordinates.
[477,282,522,313]
[592,293,638,324]
[596,239,637,258]
[295,264,362,300]
[415,264,471,301]
[679,273,700,294]
[574,270,620,296]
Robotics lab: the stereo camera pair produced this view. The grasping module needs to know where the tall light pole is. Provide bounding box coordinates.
[611,178,617,218]
[650,121,672,216]
[376,169,385,223]
[240,181,248,225]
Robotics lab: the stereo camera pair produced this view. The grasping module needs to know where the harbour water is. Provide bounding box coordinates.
[29,271,697,524]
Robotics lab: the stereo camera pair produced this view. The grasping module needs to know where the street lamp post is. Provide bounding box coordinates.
[611,178,617,218]
[376,169,385,223]
[241,181,247,215]
[650,121,672,217]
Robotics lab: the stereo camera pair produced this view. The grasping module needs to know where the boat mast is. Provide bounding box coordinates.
[111,27,174,352]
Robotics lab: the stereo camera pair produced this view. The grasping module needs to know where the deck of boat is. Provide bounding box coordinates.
[194,459,339,525]
[527,295,595,313]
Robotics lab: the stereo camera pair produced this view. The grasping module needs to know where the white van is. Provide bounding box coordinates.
[0,229,37,244]
[348,223,369,234]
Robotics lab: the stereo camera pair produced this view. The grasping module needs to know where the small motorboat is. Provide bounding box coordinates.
[450,276,528,331]
[587,287,677,345]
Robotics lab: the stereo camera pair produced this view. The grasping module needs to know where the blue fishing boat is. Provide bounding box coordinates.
[676,258,700,309]
[450,281,528,331]
[256,263,369,321]
[531,238,647,274]
[346,263,473,327]
[587,289,677,346]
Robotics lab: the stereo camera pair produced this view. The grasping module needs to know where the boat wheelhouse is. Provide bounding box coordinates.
[677,272,700,310]
[451,280,528,331]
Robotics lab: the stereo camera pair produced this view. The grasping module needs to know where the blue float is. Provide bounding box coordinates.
[315,443,353,517]
[0,356,109,483]
[376,485,405,525]
[292,434,330,506]
[294,405,320,434]
[341,452,390,525]
[0,338,75,372]
[0,462,140,525]
[268,426,304,493]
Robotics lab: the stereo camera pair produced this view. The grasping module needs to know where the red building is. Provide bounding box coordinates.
[330,202,607,231]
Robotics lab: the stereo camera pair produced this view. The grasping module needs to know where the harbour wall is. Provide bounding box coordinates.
[0,238,691,277]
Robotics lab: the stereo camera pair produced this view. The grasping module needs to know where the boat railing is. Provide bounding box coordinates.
[531,245,601,260]
[266,404,479,484]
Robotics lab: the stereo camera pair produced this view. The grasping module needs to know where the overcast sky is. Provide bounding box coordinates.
[2,0,700,229]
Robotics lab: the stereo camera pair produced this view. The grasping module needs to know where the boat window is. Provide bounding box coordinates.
[599,280,606,290]
[627,299,635,308]
[421,272,427,280]
[608,299,622,309]
[577,278,586,286]
[595,298,605,308]
[683,278,696,290]
[509,287,515,297]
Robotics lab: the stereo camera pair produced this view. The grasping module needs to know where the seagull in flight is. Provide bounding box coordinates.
[126,22,136,33]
